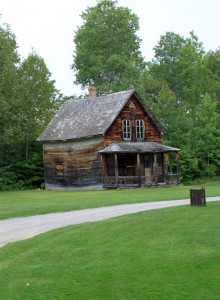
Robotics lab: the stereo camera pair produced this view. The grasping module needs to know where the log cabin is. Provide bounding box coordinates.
[37,87,180,190]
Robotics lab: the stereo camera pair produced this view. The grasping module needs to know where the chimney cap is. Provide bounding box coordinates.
[88,86,96,91]
[88,86,97,101]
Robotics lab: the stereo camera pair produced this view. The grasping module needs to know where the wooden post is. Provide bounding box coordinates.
[137,153,141,186]
[100,154,106,186]
[175,151,180,185]
[100,154,104,182]
[190,188,206,206]
[165,152,169,178]
[114,153,118,186]
[153,153,158,184]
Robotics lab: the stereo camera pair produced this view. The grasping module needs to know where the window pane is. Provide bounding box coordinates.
[136,120,144,139]
[123,119,131,140]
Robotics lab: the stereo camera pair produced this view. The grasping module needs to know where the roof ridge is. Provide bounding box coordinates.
[93,88,135,100]
[69,89,135,102]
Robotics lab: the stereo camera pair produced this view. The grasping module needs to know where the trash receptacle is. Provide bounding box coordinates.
[190,188,206,206]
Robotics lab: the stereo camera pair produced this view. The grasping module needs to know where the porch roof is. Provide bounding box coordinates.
[99,142,180,154]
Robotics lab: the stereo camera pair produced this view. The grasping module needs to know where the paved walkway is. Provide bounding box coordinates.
[0,197,219,247]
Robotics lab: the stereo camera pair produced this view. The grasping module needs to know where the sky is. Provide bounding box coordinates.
[1,0,220,96]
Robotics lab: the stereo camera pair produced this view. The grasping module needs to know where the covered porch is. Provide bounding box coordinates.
[99,142,180,188]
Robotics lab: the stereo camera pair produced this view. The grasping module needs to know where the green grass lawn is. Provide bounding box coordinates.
[0,202,220,299]
[0,179,219,220]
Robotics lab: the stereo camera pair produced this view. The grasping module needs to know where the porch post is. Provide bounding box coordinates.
[176,151,180,185]
[153,153,158,184]
[165,152,169,179]
[137,153,141,186]
[100,154,106,185]
[114,153,118,186]
[100,154,104,183]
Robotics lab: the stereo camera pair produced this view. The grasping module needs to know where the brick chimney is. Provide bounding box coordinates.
[88,86,97,101]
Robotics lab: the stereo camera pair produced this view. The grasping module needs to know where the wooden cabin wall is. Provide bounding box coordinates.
[43,137,104,189]
[104,95,162,145]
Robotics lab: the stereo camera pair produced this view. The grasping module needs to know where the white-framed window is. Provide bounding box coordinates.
[123,119,131,140]
[136,120,144,139]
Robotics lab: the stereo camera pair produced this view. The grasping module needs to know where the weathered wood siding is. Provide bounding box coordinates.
[104,95,162,145]
[43,136,104,189]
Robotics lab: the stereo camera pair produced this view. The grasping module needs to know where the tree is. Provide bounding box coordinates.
[150,32,186,102]
[141,31,220,181]
[72,0,145,94]
[140,72,191,148]
[149,31,207,107]
[204,49,220,113]
[0,25,62,190]
[192,94,220,177]
[178,32,208,109]
[0,24,20,169]
[17,50,60,159]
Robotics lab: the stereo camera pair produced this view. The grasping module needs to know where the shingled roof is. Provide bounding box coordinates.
[37,89,164,142]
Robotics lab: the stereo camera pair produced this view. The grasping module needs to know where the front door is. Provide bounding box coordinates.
[144,155,153,182]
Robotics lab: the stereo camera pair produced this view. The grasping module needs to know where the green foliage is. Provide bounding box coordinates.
[17,50,61,159]
[0,143,44,191]
[149,31,207,107]
[0,24,20,152]
[140,31,220,182]
[72,0,145,94]
[0,25,62,190]
[204,49,220,113]
[151,32,186,101]
[192,94,220,177]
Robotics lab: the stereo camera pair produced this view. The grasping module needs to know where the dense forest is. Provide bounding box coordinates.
[0,0,219,190]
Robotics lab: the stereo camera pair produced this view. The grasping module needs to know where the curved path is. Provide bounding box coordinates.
[0,197,219,247]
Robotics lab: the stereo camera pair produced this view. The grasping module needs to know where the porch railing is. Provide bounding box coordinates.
[103,173,179,188]
[164,173,179,184]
